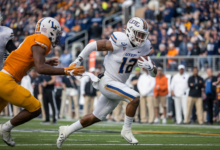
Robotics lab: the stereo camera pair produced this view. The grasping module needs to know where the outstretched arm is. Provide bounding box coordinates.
[32,45,85,76]
[72,40,113,66]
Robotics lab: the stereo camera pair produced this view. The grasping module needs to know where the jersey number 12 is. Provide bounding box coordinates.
[119,57,138,74]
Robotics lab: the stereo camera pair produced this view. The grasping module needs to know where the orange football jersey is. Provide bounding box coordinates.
[3,34,51,82]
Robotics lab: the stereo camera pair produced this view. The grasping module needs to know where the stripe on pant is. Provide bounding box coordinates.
[104,85,135,101]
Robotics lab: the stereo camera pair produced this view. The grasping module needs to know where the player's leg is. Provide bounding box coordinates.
[0,97,8,113]
[57,94,119,148]
[99,76,140,144]
[0,75,42,147]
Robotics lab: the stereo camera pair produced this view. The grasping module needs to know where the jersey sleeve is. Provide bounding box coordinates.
[34,34,51,52]
[109,32,129,53]
[142,40,152,56]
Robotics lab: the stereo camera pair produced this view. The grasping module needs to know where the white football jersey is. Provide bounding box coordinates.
[104,32,152,83]
[0,26,14,70]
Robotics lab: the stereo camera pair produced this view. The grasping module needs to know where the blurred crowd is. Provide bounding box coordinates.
[1,65,220,125]
[101,0,220,70]
[2,0,220,70]
[0,0,121,48]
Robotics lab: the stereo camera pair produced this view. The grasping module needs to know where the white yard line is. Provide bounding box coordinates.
[0,144,220,147]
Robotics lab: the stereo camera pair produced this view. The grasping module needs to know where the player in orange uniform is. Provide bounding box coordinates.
[0,17,85,147]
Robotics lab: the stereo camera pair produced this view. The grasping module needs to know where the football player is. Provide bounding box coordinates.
[0,12,17,70]
[0,17,85,147]
[57,17,157,148]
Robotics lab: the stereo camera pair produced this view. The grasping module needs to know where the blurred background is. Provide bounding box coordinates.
[1,0,220,125]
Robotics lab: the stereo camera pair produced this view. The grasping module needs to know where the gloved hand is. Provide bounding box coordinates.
[137,56,154,71]
[64,63,85,76]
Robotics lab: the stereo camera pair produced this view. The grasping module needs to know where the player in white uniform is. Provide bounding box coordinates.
[0,13,17,70]
[57,17,157,148]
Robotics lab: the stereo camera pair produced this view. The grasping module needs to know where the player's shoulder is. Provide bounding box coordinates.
[143,39,152,49]
[109,32,129,47]
[140,39,152,55]
[0,26,13,32]
[0,26,14,38]
[29,34,51,50]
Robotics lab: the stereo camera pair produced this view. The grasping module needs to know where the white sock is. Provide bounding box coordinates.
[66,120,83,136]
[2,120,14,131]
[124,115,134,129]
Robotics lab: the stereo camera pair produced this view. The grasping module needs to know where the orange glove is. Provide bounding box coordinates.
[64,64,85,76]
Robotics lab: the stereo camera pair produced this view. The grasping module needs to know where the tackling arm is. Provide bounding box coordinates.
[32,45,85,76]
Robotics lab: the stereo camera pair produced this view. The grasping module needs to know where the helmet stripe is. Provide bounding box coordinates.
[138,17,147,30]
[38,18,45,31]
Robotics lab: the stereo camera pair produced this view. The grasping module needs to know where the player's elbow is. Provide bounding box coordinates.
[35,65,44,74]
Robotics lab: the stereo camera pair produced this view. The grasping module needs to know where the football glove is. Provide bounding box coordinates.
[64,63,85,76]
[137,56,154,71]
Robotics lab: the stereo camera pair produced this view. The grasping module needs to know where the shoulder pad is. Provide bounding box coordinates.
[1,26,14,39]
[142,40,152,55]
[34,34,51,51]
[110,32,129,47]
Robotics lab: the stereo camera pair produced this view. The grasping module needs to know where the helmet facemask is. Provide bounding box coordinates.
[127,26,149,47]
[133,29,149,47]
[50,30,62,48]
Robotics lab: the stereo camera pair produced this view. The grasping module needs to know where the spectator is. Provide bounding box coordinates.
[154,67,168,124]
[156,44,167,57]
[60,50,72,67]
[138,69,155,124]
[178,37,188,55]
[167,43,178,70]
[205,68,218,125]
[162,2,174,24]
[39,75,57,124]
[185,67,204,125]
[170,65,189,124]
[60,76,79,119]
[145,6,155,21]
[83,68,97,116]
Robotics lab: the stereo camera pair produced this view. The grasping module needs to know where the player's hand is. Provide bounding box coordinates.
[46,57,59,66]
[64,63,85,76]
[137,56,154,71]
[69,56,83,67]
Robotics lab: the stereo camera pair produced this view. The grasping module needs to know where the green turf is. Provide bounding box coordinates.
[0,117,220,150]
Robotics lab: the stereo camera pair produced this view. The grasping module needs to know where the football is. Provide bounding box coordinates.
[138,56,156,66]
[138,56,149,61]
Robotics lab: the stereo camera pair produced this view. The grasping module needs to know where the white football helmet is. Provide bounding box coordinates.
[126,17,150,47]
[35,17,61,47]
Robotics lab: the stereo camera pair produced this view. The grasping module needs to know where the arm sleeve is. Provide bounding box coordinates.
[78,41,97,58]
[188,77,195,88]
[5,39,17,53]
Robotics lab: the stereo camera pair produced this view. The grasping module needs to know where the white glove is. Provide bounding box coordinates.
[69,56,83,67]
[137,56,154,71]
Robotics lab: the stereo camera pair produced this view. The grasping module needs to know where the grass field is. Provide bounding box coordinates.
[1,117,220,150]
